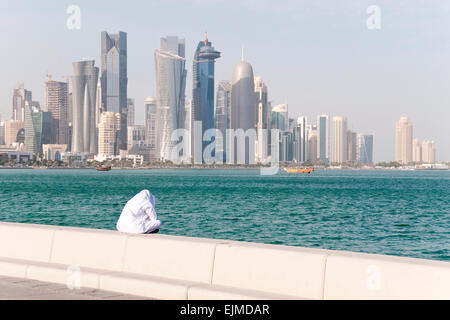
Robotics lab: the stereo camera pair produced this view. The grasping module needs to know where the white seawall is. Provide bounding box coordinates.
[0,222,449,299]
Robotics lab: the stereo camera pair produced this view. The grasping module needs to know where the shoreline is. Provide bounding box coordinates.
[0,166,448,171]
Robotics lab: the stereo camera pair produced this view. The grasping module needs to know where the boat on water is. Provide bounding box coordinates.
[96,165,112,172]
[283,167,314,174]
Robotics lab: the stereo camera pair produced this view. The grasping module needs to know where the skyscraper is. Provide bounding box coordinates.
[101,31,128,151]
[0,120,4,145]
[127,98,135,127]
[333,116,348,164]
[24,103,52,155]
[45,80,68,145]
[71,60,99,154]
[154,36,187,161]
[307,125,318,163]
[3,120,24,146]
[294,116,307,162]
[12,83,32,122]
[357,134,374,165]
[413,138,422,163]
[395,116,413,164]
[317,115,329,163]
[192,33,221,160]
[271,104,288,131]
[347,130,357,163]
[254,77,268,163]
[231,55,256,132]
[215,81,231,162]
[230,54,256,164]
[144,96,157,150]
[98,111,120,156]
[421,140,436,164]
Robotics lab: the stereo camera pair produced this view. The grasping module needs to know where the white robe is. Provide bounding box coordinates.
[116,190,161,234]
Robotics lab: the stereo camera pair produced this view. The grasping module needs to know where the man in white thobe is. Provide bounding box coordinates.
[116,190,161,234]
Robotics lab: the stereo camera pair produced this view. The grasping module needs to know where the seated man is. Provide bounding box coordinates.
[116,190,161,234]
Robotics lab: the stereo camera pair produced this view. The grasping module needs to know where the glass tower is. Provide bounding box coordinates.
[154,36,187,161]
[101,31,128,151]
[192,34,221,160]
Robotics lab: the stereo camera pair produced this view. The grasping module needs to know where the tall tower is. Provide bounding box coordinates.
[71,60,99,154]
[127,98,135,127]
[357,134,374,165]
[215,81,231,162]
[395,116,413,164]
[45,80,68,144]
[12,83,32,122]
[413,138,422,163]
[317,114,329,163]
[347,130,357,163]
[333,116,348,164]
[254,77,268,163]
[101,31,128,151]
[192,33,221,160]
[230,53,256,164]
[98,111,121,156]
[154,36,187,161]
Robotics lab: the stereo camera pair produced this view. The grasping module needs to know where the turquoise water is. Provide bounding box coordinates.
[0,169,449,261]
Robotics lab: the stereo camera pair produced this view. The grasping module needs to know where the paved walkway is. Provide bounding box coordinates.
[0,275,151,300]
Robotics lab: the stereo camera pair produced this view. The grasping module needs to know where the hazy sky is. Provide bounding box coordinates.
[1,0,449,162]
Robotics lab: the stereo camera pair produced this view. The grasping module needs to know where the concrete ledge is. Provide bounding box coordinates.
[0,222,449,300]
[324,251,450,300]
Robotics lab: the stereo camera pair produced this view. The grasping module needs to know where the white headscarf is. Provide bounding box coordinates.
[116,190,161,234]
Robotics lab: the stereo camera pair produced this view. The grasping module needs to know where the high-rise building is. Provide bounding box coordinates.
[144,96,157,150]
[184,98,193,162]
[307,125,318,163]
[71,60,99,154]
[215,81,231,162]
[45,80,68,145]
[421,140,436,164]
[4,120,24,146]
[24,103,52,155]
[357,134,374,165]
[395,116,413,164]
[154,36,187,161]
[347,130,357,163]
[413,138,422,163]
[101,31,128,151]
[192,33,221,160]
[254,77,268,163]
[127,125,146,151]
[317,115,329,163]
[231,56,256,131]
[230,54,256,164]
[95,81,102,127]
[280,131,293,163]
[271,104,288,131]
[98,111,121,156]
[12,83,32,122]
[333,116,348,164]
[0,120,4,145]
[127,98,135,127]
[294,116,307,162]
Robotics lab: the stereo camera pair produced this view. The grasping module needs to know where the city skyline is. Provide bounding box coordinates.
[1,1,449,162]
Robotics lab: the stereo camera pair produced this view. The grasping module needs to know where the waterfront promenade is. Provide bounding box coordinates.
[0,275,148,300]
[0,222,449,300]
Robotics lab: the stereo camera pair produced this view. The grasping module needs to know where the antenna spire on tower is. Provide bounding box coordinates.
[241,46,244,61]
